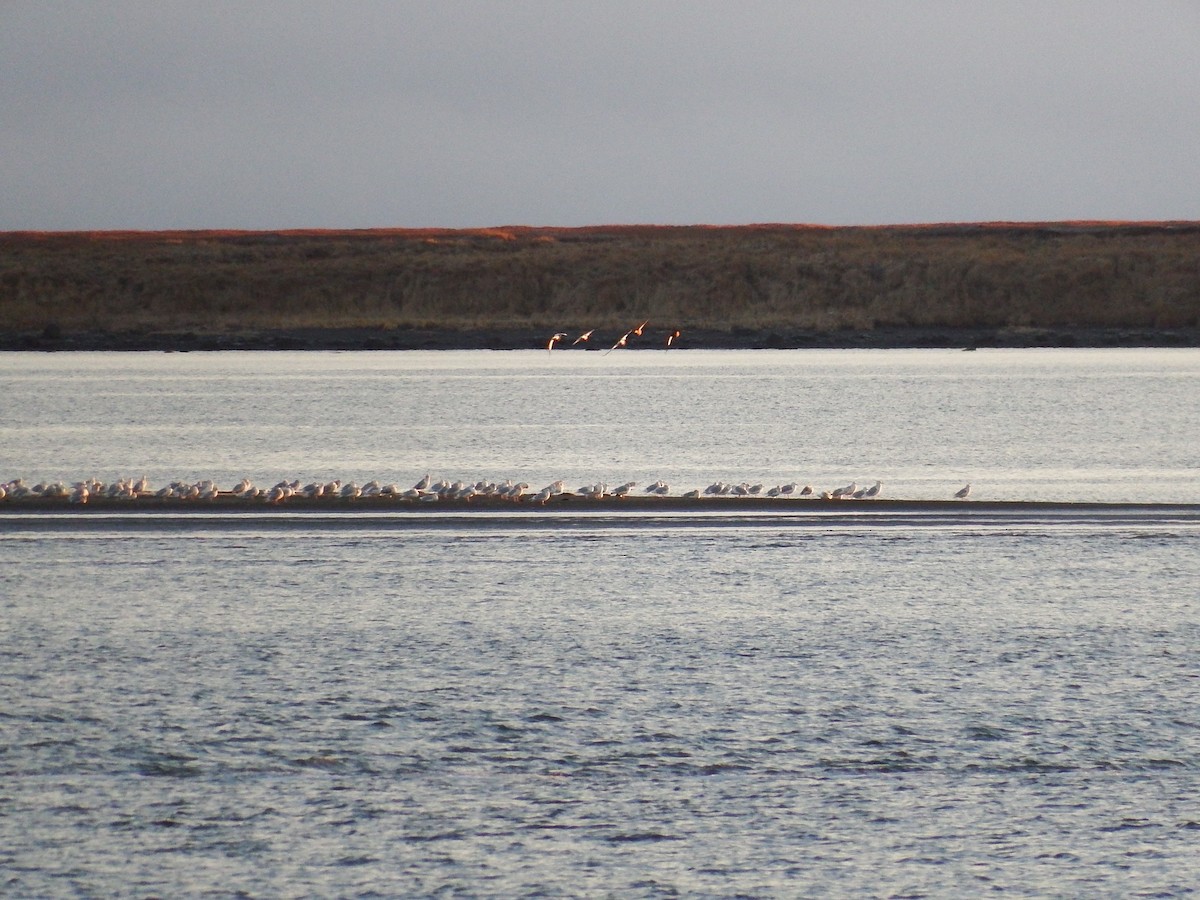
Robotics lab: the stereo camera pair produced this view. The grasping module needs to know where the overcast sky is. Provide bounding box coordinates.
[3,2,1199,230]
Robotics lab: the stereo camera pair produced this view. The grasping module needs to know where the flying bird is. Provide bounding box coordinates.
[605,331,632,355]
[633,320,649,336]
[547,332,568,352]
[665,330,681,348]
[572,329,595,345]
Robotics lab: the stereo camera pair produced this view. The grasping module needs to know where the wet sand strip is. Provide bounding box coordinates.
[3,495,1199,532]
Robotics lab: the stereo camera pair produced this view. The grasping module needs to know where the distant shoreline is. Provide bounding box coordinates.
[4,324,1199,352]
[3,223,1199,348]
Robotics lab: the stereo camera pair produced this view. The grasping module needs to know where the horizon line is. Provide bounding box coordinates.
[5,219,1200,240]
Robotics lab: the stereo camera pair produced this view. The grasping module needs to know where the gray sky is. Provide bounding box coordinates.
[3,2,1199,230]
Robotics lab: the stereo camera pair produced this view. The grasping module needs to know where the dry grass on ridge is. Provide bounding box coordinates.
[2,223,1198,334]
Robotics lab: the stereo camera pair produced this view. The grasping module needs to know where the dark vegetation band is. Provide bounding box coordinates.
[2,223,1198,333]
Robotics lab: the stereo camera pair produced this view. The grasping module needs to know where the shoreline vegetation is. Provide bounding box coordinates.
[3,222,1199,351]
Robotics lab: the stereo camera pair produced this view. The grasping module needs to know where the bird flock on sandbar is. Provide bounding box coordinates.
[546,322,682,354]
[0,476,975,506]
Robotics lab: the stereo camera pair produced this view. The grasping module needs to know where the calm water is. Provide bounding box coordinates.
[2,348,1198,502]
[3,349,1200,897]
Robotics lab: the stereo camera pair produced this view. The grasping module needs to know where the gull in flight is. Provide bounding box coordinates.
[605,330,632,355]
[572,329,595,345]
[547,332,568,353]
[955,483,971,499]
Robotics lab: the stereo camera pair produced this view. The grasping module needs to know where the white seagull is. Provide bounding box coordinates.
[605,331,632,355]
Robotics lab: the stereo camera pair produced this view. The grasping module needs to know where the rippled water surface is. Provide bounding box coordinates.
[3,349,1200,896]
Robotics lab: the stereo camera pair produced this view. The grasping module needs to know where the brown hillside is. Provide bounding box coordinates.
[2,223,1198,335]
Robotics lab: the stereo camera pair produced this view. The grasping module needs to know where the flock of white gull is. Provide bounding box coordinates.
[10,324,993,510]
[546,322,682,353]
[0,475,972,505]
